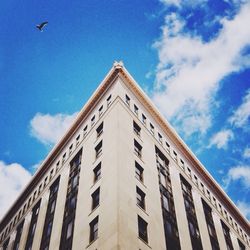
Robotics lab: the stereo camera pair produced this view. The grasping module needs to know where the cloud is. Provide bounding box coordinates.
[243,147,250,158]
[160,0,207,8]
[0,161,31,219]
[208,129,234,149]
[223,165,250,189]
[229,89,250,128]
[236,200,250,220]
[30,112,78,145]
[152,2,250,136]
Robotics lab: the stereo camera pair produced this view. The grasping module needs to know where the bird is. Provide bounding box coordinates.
[36,21,48,31]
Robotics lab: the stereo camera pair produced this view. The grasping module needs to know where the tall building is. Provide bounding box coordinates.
[0,62,249,250]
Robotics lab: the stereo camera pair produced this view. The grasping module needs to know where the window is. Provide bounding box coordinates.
[3,237,10,250]
[158,133,163,143]
[95,141,103,158]
[138,216,148,243]
[76,134,80,146]
[135,162,143,182]
[134,104,139,115]
[96,122,103,138]
[173,151,177,161]
[92,188,100,210]
[142,114,147,125]
[125,94,130,105]
[62,153,66,164]
[136,187,146,210]
[134,140,142,158]
[107,94,112,107]
[89,216,99,243]
[99,105,103,117]
[56,161,60,172]
[93,163,101,183]
[133,121,141,137]
[83,125,88,137]
[162,194,169,212]
[150,123,154,135]
[166,141,170,152]
[66,221,73,240]
[91,115,95,127]
[221,220,233,250]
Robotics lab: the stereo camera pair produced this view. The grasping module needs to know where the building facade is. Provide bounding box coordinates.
[0,62,249,250]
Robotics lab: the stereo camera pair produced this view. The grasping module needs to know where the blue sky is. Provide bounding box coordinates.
[0,0,249,221]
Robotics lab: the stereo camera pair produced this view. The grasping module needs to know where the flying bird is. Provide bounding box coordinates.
[36,21,48,31]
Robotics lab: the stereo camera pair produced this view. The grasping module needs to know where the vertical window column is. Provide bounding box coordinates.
[155,147,181,250]
[13,220,24,250]
[40,176,60,250]
[202,199,220,250]
[59,150,82,250]
[180,175,203,250]
[221,220,233,250]
[25,199,41,250]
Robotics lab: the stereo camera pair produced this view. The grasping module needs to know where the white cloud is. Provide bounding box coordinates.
[229,89,250,128]
[243,147,250,158]
[160,0,207,8]
[236,200,250,220]
[152,2,250,136]
[223,165,250,189]
[0,161,31,219]
[30,112,78,145]
[208,129,234,149]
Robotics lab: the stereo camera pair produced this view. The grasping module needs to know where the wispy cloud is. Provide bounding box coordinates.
[243,147,250,159]
[0,161,31,219]
[30,112,78,145]
[236,200,250,220]
[223,165,250,189]
[152,2,250,136]
[229,89,250,128]
[208,129,234,149]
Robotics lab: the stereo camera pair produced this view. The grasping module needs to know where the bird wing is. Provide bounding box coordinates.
[41,21,48,27]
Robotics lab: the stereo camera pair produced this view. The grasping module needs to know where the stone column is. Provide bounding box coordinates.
[32,190,50,249]
[212,211,228,249]
[169,165,193,250]
[18,211,32,250]
[192,190,211,250]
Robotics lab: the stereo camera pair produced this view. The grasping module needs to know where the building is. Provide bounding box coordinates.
[0,62,249,250]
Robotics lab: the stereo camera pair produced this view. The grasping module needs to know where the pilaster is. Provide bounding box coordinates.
[18,211,32,250]
[212,212,227,249]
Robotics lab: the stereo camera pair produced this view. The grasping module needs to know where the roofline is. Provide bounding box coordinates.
[1,61,249,235]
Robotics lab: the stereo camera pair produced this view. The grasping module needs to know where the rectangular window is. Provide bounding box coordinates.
[136,186,146,210]
[99,105,103,117]
[142,114,147,125]
[138,216,148,243]
[135,161,143,182]
[93,163,101,183]
[3,237,10,250]
[83,125,88,137]
[89,216,99,243]
[96,122,103,138]
[134,104,138,115]
[95,141,103,158]
[150,123,154,135]
[158,133,163,143]
[91,115,95,127]
[125,94,130,105]
[66,221,73,240]
[162,194,169,212]
[173,151,177,161]
[133,121,141,137]
[107,94,112,107]
[166,141,170,152]
[76,134,80,146]
[134,140,142,158]
[91,188,100,210]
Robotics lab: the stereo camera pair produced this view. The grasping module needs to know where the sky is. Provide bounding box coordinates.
[0,0,249,221]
